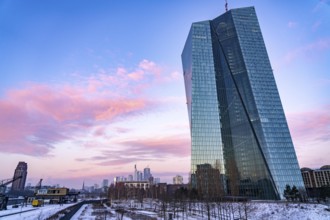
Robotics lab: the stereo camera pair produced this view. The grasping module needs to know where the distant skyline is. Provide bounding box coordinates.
[0,0,329,188]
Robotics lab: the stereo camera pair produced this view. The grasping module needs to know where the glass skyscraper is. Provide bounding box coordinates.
[182,7,305,200]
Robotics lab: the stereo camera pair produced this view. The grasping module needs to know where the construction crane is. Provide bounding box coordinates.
[0,176,22,194]
[34,179,43,195]
[0,176,22,211]
[31,179,44,207]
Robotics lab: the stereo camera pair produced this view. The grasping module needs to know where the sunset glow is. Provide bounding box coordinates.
[0,0,329,188]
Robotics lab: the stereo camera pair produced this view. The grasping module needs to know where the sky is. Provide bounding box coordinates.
[0,0,329,189]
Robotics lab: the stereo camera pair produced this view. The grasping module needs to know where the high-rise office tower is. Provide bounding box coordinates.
[11,161,28,191]
[182,7,305,200]
[154,178,160,184]
[133,164,138,181]
[144,167,152,181]
[102,179,109,188]
[173,175,184,185]
[137,171,143,181]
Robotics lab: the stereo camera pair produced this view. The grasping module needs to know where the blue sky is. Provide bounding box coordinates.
[0,0,329,188]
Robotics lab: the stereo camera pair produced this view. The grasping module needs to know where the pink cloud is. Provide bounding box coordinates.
[76,151,162,167]
[127,69,144,81]
[287,107,330,167]
[116,67,127,76]
[287,106,330,143]
[119,136,190,157]
[96,158,152,166]
[118,59,178,83]
[75,135,190,166]
[114,127,131,133]
[139,59,162,76]
[125,59,163,82]
[0,59,180,157]
[93,126,107,137]
[170,71,181,80]
[86,60,172,96]
[87,77,104,92]
[284,38,330,63]
[85,60,179,95]
[0,83,153,156]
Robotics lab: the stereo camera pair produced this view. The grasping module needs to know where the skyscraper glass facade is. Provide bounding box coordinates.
[182,7,305,200]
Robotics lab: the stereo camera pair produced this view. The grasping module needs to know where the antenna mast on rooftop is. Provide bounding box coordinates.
[225,0,228,12]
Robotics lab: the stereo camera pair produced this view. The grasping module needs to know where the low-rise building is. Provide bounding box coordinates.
[301,165,330,199]
[301,165,330,188]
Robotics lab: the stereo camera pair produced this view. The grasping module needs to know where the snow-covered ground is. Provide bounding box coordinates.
[0,203,76,220]
[70,200,330,220]
[246,202,330,220]
[71,204,100,220]
[1,200,329,220]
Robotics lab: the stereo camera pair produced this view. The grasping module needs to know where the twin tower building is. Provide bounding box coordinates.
[182,7,305,200]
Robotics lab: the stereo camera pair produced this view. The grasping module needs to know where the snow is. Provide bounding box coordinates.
[0,203,76,220]
[1,200,329,220]
[71,203,133,220]
[248,202,330,220]
[71,204,94,220]
[69,200,330,220]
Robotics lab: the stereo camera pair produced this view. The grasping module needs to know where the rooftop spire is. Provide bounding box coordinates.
[225,0,228,12]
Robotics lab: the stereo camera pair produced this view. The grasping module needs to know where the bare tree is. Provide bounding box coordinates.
[159,191,169,220]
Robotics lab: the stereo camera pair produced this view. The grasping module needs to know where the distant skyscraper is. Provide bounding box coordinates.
[182,6,305,200]
[144,167,152,181]
[137,171,143,181]
[173,175,183,184]
[114,176,126,183]
[102,179,109,188]
[133,164,138,181]
[154,178,160,184]
[11,161,28,191]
